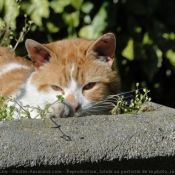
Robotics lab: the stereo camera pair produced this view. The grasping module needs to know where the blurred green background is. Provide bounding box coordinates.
[1,0,175,108]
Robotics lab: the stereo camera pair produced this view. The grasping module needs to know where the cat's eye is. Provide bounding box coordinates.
[51,85,63,92]
[83,82,96,90]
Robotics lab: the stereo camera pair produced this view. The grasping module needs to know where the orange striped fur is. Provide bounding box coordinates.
[0,47,34,96]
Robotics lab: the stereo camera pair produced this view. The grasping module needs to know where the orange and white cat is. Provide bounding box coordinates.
[0,33,119,119]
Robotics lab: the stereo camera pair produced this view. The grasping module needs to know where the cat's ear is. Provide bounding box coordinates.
[25,39,55,67]
[86,33,116,67]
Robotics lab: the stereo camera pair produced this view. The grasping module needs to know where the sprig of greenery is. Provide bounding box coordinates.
[0,95,65,121]
[0,0,33,51]
[12,14,33,51]
[34,95,65,120]
[111,83,151,115]
[0,95,15,120]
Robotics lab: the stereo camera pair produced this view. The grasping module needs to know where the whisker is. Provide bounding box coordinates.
[91,104,115,108]
[82,89,143,115]
[81,110,93,115]
[106,94,134,101]
[84,103,114,110]
[90,106,115,110]
[87,108,111,112]
[92,101,115,105]
[118,88,144,96]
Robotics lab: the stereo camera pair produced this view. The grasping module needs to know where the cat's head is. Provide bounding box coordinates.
[25,33,119,118]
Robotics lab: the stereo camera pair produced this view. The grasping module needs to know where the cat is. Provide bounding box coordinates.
[0,33,119,119]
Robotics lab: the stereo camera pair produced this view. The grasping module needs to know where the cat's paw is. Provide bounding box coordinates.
[49,101,75,118]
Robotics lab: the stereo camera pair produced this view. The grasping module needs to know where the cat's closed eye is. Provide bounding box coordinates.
[51,85,64,93]
[83,82,96,91]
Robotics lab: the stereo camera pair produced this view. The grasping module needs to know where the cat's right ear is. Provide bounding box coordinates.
[25,39,55,68]
[86,33,116,67]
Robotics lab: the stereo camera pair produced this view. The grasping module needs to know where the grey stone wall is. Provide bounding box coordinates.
[1,102,175,174]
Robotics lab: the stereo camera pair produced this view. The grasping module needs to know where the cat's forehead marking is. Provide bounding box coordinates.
[62,63,77,94]
[69,64,77,92]
[70,64,75,76]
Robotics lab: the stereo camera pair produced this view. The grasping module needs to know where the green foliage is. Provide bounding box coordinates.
[21,0,50,27]
[56,95,65,103]
[79,2,108,39]
[111,83,151,115]
[0,95,65,121]
[0,0,33,50]
[0,95,15,120]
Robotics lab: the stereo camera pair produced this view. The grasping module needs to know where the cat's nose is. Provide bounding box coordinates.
[73,103,80,112]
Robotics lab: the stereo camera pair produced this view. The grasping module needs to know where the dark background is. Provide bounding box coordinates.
[1,0,175,108]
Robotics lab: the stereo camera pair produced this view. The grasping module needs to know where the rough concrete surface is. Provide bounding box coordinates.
[1,102,175,174]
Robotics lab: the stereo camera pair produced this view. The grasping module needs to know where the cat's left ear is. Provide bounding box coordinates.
[86,33,116,67]
[25,39,56,68]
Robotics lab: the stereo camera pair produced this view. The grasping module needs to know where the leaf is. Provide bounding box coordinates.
[46,22,59,33]
[122,38,134,61]
[50,0,71,13]
[71,0,83,10]
[142,33,153,45]
[0,0,5,12]
[79,25,95,39]
[83,15,91,24]
[63,12,80,27]
[3,0,19,29]
[28,0,50,26]
[56,95,65,103]
[81,2,94,14]
[166,49,175,67]
[79,2,108,40]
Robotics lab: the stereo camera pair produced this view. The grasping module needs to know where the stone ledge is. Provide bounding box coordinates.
[1,102,175,172]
